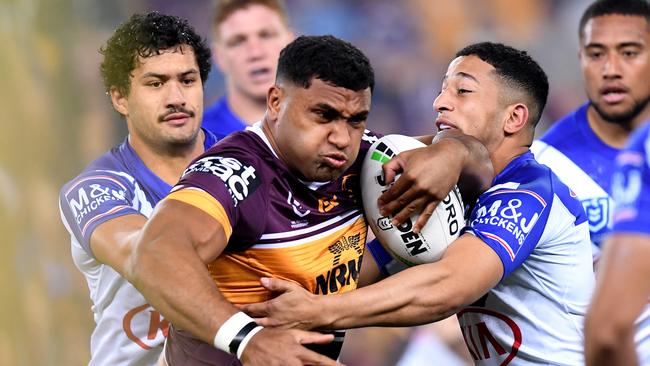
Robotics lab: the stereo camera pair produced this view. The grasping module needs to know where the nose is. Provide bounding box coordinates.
[246,37,265,60]
[433,89,452,113]
[329,120,351,149]
[603,52,622,79]
[165,81,186,109]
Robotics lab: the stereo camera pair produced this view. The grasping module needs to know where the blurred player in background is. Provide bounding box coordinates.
[585,121,650,365]
[532,0,650,264]
[531,1,650,361]
[58,12,219,365]
[202,0,294,136]
[243,42,596,365]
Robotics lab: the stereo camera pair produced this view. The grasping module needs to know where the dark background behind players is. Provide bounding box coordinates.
[1,0,595,365]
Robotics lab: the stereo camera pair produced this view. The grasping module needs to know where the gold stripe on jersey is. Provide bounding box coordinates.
[209,216,368,305]
[166,188,233,240]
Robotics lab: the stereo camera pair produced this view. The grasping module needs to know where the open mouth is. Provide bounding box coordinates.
[250,67,272,82]
[600,86,628,104]
[435,118,457,131]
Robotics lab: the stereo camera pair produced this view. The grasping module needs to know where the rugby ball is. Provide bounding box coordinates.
[361,135,465,266]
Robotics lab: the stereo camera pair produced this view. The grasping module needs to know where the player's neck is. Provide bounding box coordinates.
[129,131,206,186]
[490,141,530,176]
[227,90,266,125]
[586,106,647,148]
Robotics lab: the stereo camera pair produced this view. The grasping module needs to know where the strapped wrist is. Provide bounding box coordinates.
[213,312,263,359]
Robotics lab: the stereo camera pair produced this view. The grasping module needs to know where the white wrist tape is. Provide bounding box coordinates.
[213,312,263,358]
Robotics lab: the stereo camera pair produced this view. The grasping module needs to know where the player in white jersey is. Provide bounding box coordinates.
[585,121,650,365]
[58,12,218,366]
[243,42,595,365]
[531,0,650,263]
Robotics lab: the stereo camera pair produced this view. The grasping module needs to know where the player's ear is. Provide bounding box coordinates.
[266,84,283,121]
[110,86,129,117]
[504,103,528,134]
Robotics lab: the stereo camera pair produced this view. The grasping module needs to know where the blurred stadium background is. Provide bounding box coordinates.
[1,0,591,364]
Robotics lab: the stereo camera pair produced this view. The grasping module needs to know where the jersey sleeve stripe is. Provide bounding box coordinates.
[166,188,233,240]
[81,205,131,236]
[481,230,515,261]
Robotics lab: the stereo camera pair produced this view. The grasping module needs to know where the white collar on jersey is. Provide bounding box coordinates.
[248,121,329,191]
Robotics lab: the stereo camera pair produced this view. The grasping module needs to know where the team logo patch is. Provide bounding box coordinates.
[471,189,546,261]
[581,197,611,233]
[184,156,260,207]
[328,233,363,266]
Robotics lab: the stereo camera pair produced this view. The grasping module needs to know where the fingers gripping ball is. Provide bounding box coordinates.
[361,135,465,265]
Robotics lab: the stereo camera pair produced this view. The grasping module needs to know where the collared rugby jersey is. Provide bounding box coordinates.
[165,123,381,362]
[610,121,650,365]
[459,151,595,365]
[59,130,218,366]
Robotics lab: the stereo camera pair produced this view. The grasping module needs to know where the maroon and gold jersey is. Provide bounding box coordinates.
[164,124,381,364]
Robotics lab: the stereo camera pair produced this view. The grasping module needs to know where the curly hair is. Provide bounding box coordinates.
[456,42,549,128]
[99,12,212,96]
[276,35,375,92]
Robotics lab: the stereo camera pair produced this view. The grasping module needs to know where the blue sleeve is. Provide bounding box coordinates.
[612,124,650,236]
[365,238,407,276]
[59,171,139,257]
[463,186,551,278]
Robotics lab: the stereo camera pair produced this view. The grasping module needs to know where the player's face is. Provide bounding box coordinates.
[580,14,650,126]
[433,55,507,152]
[113,45,203,152]
[214,5,293,102]
[268,78,371,182]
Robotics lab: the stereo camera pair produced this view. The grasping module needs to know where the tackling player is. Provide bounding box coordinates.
[58,12,219,366]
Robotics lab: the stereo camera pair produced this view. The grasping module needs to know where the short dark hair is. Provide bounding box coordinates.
[100,12,212,96]
[276,35,375,92]
[212,0,289,34]
[456,42,549,127]
[579,0,650,40]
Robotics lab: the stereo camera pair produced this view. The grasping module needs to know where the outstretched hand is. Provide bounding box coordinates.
[241,327,342,366]
[241,277,325,330]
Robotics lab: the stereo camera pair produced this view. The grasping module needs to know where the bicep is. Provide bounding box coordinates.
[90,214,147,275]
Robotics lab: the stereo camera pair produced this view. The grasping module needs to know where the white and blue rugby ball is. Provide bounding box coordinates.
[361,135,465,266]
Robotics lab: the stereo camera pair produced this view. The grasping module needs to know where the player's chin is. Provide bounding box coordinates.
[310,166,345,182]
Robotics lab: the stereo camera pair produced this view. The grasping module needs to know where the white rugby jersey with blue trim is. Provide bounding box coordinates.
[58,130,218,366]
[458,151,594,365]
[531,103,617,262]
[610,121,650,365]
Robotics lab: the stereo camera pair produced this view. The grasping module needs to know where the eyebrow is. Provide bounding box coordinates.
[585,41,644,49]
[442,71,479,84]
[141,69,199,80]
[313,103,369,122]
